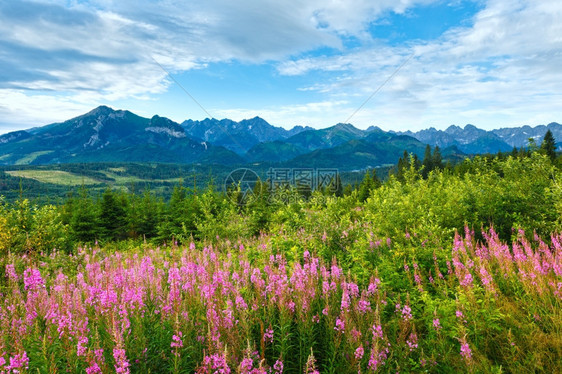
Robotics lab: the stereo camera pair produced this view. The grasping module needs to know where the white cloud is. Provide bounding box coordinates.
[0,0,439,132]
[1,0,561,133]
[0,90,94,130]
[277,0,562,130]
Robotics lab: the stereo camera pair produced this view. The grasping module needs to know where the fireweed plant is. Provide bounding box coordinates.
[0,227,561,373]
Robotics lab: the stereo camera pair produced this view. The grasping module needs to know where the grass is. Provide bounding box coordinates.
[5,170,99,186]
[14,150,54,165]
[100,170,181,184]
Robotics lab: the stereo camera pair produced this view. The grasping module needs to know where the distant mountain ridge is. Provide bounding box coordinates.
[397,122,562,153]
[0,106,243,165]
[0,105,559,170]
[181,117,312,154]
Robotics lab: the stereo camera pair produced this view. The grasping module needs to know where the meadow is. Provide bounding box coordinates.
[0,150,561,373]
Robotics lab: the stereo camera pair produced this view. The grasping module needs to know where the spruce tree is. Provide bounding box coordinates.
[334,174,344,197]
[371,169,382,189]
[137,189,159,238]
[433,146,443,170]
[422,145,433,179]
[99,188,126,240]
[358,170,374,202]
[358,169,382,202]
[396,150,410,182]
[70,185,98,242]
[541,129,557,161]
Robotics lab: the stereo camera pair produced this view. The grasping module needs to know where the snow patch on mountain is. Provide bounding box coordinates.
[145,127,186,138]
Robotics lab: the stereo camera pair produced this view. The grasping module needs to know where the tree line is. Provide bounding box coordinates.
[0,130,559,255]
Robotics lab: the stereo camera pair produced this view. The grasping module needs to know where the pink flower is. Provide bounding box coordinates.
[240,357,253,372]
[460,342,472,361]
[355,345,364,360]
[273,359,284,373]
[23,268,45,290]
[263,328,274,343]
[460,273,474,287]
[5,264,18,282]
[113,348,130,374]
[77,336,89,356]
[406,333,418,351]
[94,349,104,362]
[86,363,102,374]
[171,332,183,349]
[8,352,29,371]
[340,290,350,311]
[401,305,413,321]
[202,353,231,373]
[235,295,248,310]
[357,299,371,314]
[367,278,381,295]
[368,347,389,371]
[334,317,345,333]
[433,318,442,331]
[372,324,383,340]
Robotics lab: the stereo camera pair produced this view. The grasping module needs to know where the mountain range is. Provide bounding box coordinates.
[397,123,562,153]
[0,105,559,170]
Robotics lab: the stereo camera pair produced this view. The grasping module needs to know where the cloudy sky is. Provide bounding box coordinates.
[0,0,561,133]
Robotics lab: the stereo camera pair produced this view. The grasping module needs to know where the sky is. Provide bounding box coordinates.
[0,0,561,134]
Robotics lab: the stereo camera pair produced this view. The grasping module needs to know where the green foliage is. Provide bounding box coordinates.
[0,149,561,266]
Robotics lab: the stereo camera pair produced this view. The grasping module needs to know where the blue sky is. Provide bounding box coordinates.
[0,0,561,134]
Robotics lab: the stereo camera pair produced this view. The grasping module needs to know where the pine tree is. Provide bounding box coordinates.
[371,169,382,189]
[98,188,126,240]
[412,154,422,171]
[511,146,518,158]
[422,145,433,179]
[70,185,98,242]
[358,170,374,202]
[395,150,410,182]
[541,129,557,161]
[358,169,381,202]
[433,146,443,170]
[334,174,344,197]
[137,189,159,238]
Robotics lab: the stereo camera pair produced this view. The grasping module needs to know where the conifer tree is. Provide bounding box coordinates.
[433,146,443,170]
[541,129,557,161]
[422,145,433,178]
[358,169,381,202]
[70,185,98,242]
[137,189,159,238]
[99,187,126,240]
